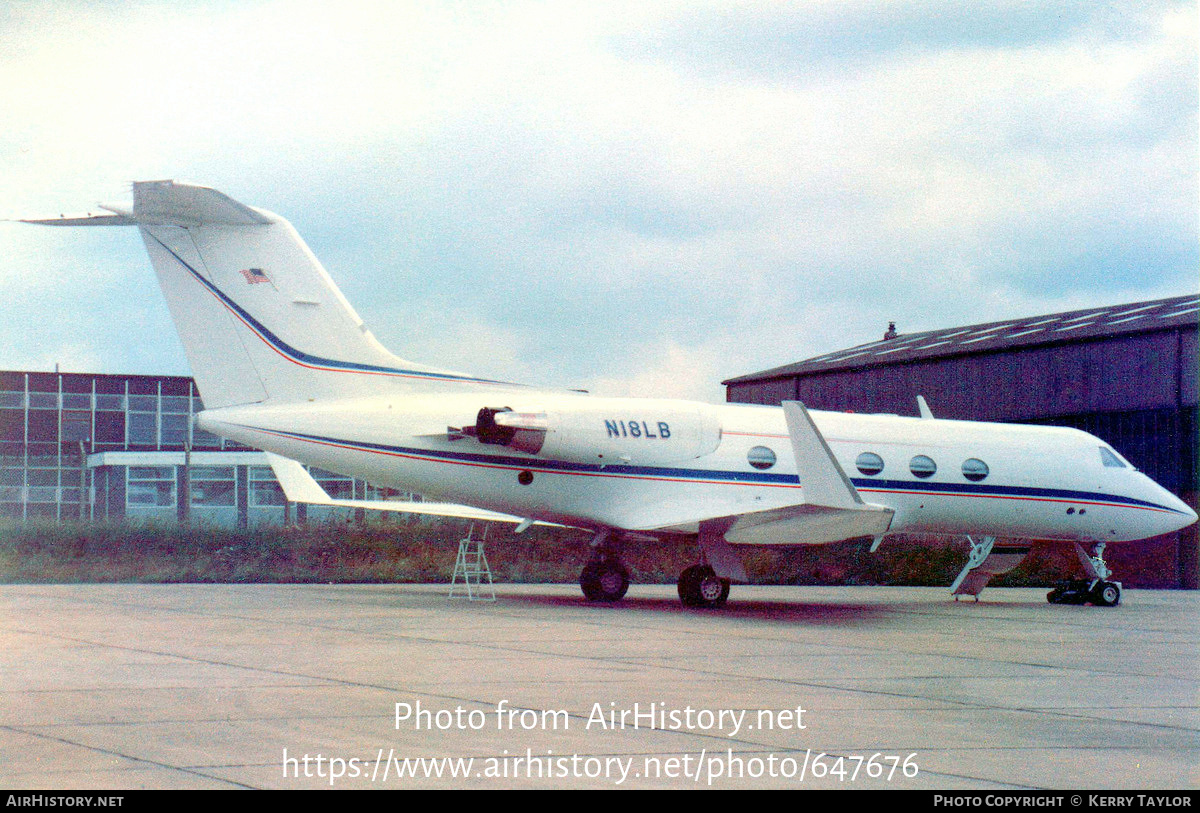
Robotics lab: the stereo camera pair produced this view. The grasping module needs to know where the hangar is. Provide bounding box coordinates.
[723,293,1199,588]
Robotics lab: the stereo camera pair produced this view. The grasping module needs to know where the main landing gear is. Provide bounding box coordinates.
[1046,543,1122,607]
[577,527,741,608]
[580,557,630,602]
[677,564,730,609]
[579,530,630,603]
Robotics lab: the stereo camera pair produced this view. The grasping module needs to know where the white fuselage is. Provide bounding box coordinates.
[198,388,1196,545]
[30,180,1196,570]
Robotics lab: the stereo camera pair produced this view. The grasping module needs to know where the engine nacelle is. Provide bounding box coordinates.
[470,399,722,466]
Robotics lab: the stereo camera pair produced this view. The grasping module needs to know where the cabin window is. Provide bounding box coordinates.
[1099,447,1127,469]
[961,458,989,482]
[747,446,776,470]
[856,452,884,476]
[909,455,937,479]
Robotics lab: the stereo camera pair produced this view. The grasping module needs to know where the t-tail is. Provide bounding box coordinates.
[23,180,510,408]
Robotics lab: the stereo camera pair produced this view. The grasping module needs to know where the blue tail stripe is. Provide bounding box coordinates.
[147,233,520,386]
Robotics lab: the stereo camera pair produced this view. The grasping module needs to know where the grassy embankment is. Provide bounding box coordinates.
[2,518,1177,587]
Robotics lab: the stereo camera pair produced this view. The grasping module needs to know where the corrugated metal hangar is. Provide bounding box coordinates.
[724,293,1199,587]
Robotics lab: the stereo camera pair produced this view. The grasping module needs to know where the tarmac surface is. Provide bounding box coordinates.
[1,583,1197,790]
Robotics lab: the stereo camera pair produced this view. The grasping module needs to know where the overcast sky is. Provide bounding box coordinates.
[2,0,1196,403]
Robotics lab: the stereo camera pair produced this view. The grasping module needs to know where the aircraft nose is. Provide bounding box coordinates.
[1156,487,1197,534]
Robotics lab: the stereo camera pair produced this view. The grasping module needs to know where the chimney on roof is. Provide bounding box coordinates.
[884,322,898,340]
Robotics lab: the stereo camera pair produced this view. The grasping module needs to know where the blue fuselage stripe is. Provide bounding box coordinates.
[248,426,1185,514]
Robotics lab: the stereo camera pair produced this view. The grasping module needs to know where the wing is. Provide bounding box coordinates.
[263,452,562,529]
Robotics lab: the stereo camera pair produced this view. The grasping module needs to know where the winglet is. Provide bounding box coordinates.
[917,395,934,420]
[781,401,864,509]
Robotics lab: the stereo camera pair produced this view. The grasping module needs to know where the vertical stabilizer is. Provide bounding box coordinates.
[24,181,512,408]
[132,180,466,407]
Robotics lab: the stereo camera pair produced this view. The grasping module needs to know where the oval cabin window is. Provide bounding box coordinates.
[747,446,777,470]
[961,458,989,482]
[856,452,884,476]
[909,455,937,479]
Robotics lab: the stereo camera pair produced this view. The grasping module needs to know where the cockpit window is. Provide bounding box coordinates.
[1099,447,1127,469]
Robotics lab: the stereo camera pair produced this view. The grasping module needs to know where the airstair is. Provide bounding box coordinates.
[950,536,1032,600]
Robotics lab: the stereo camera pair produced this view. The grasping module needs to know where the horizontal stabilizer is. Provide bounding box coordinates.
[20,181,272,228]
[133,180,272,226]
[264,453,560,526]
[19,213,135,227]
[265,452,332,504]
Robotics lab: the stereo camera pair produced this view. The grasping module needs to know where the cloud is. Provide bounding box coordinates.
[0,1,1195,401]
[612,1,1183,79]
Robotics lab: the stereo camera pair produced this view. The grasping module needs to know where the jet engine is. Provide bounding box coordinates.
[461,399,722,466]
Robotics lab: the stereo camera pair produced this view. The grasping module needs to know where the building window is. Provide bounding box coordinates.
[909,455,937,479]
[311,468,354,499]
[961,458,989,482]
[127,466,176,506]
[62,410,91,443]
[856,452,885,476]
[128,412,156,446]
[0,410,23,443]
[62,393,91,410]
[161,413,189,446]
[249,466,285,507]
[27,411,58,442]
[190,466,235,506]
[94,412,124,444]
[747,446,777,470]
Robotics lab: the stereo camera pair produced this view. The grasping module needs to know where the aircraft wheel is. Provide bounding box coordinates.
[580,560,629,602]
[678,565,730,609]
[1090,580,1121,607]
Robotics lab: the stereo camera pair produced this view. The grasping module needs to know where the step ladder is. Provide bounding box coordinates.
[449,524,495,601]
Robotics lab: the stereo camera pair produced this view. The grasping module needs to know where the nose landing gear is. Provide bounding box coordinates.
[1047,543,1122,607]
[1046,578,1121,606]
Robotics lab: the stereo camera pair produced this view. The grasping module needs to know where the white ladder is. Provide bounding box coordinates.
[449,524,496,601]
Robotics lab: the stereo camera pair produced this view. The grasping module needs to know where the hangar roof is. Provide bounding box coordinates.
[724,293,1199,385]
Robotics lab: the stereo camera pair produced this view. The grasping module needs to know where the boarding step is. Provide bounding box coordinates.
[950,536,1032,600]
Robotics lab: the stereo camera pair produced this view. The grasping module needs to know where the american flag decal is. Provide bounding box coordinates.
[240,267,270,284]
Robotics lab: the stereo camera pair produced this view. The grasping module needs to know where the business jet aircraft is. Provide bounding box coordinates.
[24,181,1196,608]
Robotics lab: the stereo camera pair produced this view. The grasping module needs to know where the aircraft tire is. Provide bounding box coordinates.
[678,565,730,609]
[1090,581,1121,607]
[580,560,629,602]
